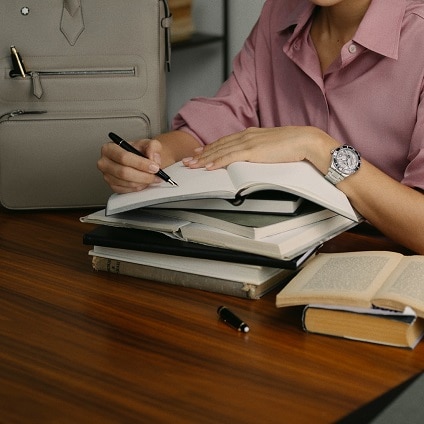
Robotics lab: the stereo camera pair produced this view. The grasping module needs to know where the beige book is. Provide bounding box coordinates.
[91,254,295,299]
[302,305,424,348]
[276,251,424,319]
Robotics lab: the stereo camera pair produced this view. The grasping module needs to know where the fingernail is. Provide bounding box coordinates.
[205,162,214,169]
[153,153,161,165]
[149,163,159,173]
[194,146,204,153]
[182,157,193,163]
[185,158,198,165]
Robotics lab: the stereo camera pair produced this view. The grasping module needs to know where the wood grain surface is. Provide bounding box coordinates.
[1,208,423,423]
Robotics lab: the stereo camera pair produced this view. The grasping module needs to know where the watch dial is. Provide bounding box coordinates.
[334,148,360,175]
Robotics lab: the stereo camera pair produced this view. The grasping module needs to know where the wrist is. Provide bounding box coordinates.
[304,128,339,175]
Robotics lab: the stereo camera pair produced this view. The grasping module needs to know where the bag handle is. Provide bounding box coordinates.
[61,0,84,46]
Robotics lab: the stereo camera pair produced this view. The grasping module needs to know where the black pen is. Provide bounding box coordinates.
[108,132,178,186]
[217,306,250,333]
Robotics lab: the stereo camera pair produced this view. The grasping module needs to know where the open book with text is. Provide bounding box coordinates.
[105,161,360,221]
[276,251,424,318]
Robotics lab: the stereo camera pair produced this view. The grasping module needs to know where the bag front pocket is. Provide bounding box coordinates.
[1,55,146,103]
[0,112,150,209]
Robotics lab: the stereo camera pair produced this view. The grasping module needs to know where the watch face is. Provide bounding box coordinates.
[333,146,361,176]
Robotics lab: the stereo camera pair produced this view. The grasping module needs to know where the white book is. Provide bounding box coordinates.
[150,192,304,214]
[105,161,361,221]
[81,211,359,260]
[89,251,298,299]
[89,246,290,283]
[81,203,337,240]
[176,215,358,260]
[149,203,336,239]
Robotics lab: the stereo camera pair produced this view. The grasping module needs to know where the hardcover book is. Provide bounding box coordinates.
[302,305,424,348]
[90,251,297,299]
[83,225,319,269]
[148,202,336,239]
[81,202,335,240]
[82,213,356,261]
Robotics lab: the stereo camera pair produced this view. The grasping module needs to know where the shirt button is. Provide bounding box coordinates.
[348,44,357,54]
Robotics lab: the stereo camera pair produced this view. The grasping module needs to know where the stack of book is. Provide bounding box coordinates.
[168,0,195,43]
[276,251,424,348]
[82,160,361,298]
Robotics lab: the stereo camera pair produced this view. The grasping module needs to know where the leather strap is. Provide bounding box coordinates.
[64,0,81,16]
[61,0,85,46]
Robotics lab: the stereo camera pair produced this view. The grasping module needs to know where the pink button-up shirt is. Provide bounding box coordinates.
[173,0,424,189]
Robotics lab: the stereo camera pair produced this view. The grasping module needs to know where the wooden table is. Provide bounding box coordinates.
[1,208,423,423]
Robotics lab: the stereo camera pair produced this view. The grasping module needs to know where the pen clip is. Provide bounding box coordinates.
[10,46,28,78]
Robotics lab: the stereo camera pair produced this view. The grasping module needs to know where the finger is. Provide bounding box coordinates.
[98,154,160,187]
[142,138,163,164]
[104,170,162,193]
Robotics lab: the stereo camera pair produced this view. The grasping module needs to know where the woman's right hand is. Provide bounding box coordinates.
[97,138,164,194]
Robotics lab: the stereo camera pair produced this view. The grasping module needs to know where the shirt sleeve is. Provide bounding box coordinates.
[172,19,262,145]
[403,84,424,190]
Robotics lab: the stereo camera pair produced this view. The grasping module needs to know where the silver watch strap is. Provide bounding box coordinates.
[325,168,345,185]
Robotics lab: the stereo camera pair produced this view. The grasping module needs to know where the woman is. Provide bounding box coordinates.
[98,0,424,254]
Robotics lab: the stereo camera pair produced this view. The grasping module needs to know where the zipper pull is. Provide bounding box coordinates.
[30,71,43,99]
[10,46,28,78]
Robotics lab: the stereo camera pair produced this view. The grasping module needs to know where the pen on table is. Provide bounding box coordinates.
[108,132,178,186]
[217,306,250,333]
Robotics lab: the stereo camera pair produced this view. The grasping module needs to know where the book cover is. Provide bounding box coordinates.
[302,304,424,348]
[83,225,318,269]
[82,201,335,240]
[90,253,296,299]
[177,215,357,260]
[82,212,356,261]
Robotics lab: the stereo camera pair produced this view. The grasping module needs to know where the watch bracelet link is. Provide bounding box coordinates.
[325,167,345,184]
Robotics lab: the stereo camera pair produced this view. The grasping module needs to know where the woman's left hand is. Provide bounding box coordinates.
[182,126,337,172]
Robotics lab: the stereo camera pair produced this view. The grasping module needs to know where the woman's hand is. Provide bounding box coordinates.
[182,126,338,173]
[97,130,201,193]
[97,138,164,194]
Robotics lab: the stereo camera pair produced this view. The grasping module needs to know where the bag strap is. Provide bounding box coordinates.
[161,0,172,72]
[61,0,84,46]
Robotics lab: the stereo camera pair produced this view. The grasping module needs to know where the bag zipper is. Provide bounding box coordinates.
[0,109,47,122]
[10,68,136,99]
[10,68,135,78]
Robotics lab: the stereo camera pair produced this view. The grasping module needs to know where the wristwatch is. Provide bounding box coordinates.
[324,145,361,185]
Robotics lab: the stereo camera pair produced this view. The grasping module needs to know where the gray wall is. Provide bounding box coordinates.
[167,0,265,125]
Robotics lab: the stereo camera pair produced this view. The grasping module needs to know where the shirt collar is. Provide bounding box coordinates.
[354,0,405,59]
[279,0,406,60]
[279,0,314,34]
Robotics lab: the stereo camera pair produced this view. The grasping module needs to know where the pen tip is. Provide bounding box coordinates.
[168,179,179,187]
